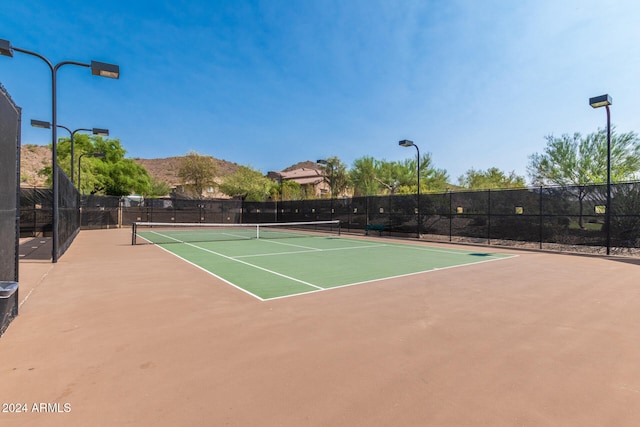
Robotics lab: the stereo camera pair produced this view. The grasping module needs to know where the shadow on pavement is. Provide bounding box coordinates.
[19,237,52,261]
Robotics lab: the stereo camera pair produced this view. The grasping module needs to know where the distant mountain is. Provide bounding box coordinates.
[19,144,312,188]
[132,156,241,188]
[282,160,321,172]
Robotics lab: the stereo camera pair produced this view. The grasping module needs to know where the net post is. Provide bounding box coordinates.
[256,224,260,239]
[132,222,136,245]
[337,220,341,236]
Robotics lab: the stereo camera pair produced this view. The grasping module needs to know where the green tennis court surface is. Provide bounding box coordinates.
[139,229,515,300]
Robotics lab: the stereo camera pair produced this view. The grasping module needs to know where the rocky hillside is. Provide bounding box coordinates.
[283,160,321,172]
[20,144,51,187]
[19,144,309,188]
[132,156,241,187]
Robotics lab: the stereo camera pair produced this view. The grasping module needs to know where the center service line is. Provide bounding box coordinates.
[184,242,324,290]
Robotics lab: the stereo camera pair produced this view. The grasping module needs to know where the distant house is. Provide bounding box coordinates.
[172,178,231,199]
[267,167,329,198]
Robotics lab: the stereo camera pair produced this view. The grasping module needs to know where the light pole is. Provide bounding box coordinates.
[589,94,612,255]
[399,140,421,238]
[31,119,108,185]
[317,159,334,220]
[1,38,119,262]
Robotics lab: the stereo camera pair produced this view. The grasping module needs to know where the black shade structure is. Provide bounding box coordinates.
[1,38,119,262]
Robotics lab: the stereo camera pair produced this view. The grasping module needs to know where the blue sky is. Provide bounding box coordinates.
[2,0,639,183]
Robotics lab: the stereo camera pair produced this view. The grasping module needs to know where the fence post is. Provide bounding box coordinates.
[118,197,123,228]
[366,196,370,228]
[387,194,392,232]
[449,190,453,242]
[32,187,37,237]
[539,186,543,250]
[487,189,491,245]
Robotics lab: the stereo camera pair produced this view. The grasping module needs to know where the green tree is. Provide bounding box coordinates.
[177,151,218,198]
[395,154,449,194]
[219,166,273,201]
[147,178,172,197]
[280,180,304,201]
[91,137,151,196]
[268,179,304,201]
[44,134,152,196]
[349,153,449,196]
[317,156,349,198]
[458,167,526,189]
[374,160,405,194]
[528,129,640,186]
[527,128,640,228]
[94,158,152,196]
[349,156,379,196]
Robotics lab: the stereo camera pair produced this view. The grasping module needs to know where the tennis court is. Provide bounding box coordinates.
[7,229,640,426]
[133,221,515,300]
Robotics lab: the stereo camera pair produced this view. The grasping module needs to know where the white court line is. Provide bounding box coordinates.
[146,230,252,242]
[260,238,323,251]
[149,244,268,301]
[143,231,495,258]
[146,230,183,243]
[234,238,512,260]
[265,253,519,301]
[181,242,324,290]
[379,242,508,256]
[146,234,517,301]
[263,236,511,258]
[232,243,390,259]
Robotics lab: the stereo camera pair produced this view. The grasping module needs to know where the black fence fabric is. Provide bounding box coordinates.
[1,82,20,337]
[120,198,242,226]
[0,82,20,283]
[19,187,52,237]
[19,168,79,262]
[81,194,120,229]
[19,182,640,254]
[56,166,80,259]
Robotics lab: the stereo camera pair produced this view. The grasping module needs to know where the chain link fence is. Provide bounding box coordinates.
[20,181,640,255]
[1,82,20,336]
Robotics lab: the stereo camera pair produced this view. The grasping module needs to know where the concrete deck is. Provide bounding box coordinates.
[2,229,640,426]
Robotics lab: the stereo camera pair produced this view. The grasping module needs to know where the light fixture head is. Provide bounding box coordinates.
[399,139,414,147]
[0,39,13,57]
[589,94,612,108]
[91,60,120,79]
[92,128,109,136]
[31,119,52,129]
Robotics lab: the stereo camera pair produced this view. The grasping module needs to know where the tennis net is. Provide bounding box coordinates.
[132,220,341,245]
